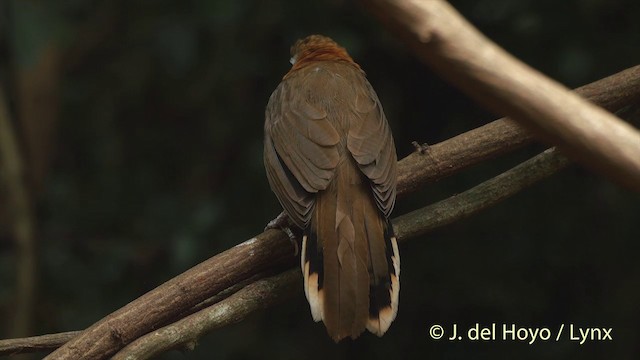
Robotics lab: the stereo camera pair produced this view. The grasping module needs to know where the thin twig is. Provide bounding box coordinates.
[365,0,640,191]
[0,332,81,357]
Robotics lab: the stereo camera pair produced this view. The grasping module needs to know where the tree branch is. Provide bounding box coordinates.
[2,63,633,359]
[112,147,569,359]
[42,231,296,359]
[111,270,300,360]
[0,273,274,357]
[397,64,640,196]
[395,147,570,240]
[364,0,640,192]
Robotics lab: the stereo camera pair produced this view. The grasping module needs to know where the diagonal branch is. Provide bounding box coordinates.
[397,65,640,196]
[27,63,640,359]
[111,269,301,360]
[395,147,570,240]
[364,0,640,192]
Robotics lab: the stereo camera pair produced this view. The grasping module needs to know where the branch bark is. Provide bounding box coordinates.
[7,63,633,359]
[111,270,300,360]
[364,0,640,192]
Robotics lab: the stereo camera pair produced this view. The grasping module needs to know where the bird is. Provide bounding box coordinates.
[263,35,399,342]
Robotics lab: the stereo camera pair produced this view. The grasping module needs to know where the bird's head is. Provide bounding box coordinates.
[288,35,359,71]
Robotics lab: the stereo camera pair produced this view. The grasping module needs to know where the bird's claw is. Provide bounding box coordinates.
[265,211,301,256]
[412,141,431,154]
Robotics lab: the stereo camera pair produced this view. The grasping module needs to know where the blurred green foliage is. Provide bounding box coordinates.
[1,0,639,359]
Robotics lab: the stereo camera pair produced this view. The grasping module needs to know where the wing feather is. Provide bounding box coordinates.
[347,77,397,216]
[264,67,343,227]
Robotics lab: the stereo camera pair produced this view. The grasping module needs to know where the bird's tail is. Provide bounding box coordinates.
[301,163,400,341]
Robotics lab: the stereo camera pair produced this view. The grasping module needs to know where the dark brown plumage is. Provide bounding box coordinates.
[264,35,399,341]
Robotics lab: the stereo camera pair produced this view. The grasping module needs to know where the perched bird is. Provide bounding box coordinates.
[264,35,399,341]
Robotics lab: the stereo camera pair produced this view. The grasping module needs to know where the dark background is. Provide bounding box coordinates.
[1,0,639,359]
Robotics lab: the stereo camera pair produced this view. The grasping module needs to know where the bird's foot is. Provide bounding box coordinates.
[412,141,431,154]
[265,211,301,256]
